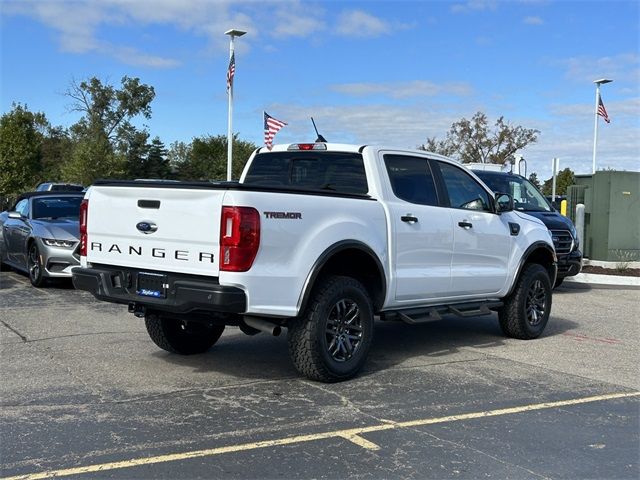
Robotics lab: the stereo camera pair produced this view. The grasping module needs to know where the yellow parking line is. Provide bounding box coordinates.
[3,391,638,480]
[339,433,381,450]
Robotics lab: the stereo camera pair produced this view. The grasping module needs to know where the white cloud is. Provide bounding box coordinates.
[523,95,640,177]
[258,94,639,180]
[335,10,391,38]
[556,53,640,85]
[109,46,181,68]
[2,0,188,67]
[475,36,493,46]
[451,1,498,14]
[272,10,326,38]
[2,1,411,66]
[332,81,474,99]
[550,97,640,119]
[260,103,462,149]
[523,16,544,25]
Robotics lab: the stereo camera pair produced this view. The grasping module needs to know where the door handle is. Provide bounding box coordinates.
[458,221,473,229]
[401,215,418,224]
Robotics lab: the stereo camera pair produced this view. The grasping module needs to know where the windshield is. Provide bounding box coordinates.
[475,173,552,212]
[32,196,84,220]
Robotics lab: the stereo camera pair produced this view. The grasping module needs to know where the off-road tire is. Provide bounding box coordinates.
[144,313,225,355]
[28,242,46,287]
[499,263,552,339]
[553,277,564,288]
[287,275,374,383]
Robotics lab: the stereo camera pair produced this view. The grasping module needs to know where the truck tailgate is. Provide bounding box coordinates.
[85,186,224,276]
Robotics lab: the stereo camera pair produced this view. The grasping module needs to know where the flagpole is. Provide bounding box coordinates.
[591,84,600,175]
[591,78,612,174]
[225,29,246,181]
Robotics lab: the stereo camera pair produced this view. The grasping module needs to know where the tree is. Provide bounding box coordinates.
[123,130,151,179]
[528,172,541,190]
[64,76,155,184]
[167,141,191,173]
[62,135,125,185]
[144,137,171,179]
[542,168,575,196]
[420,112,540,164]
[0,104,45,194]
[40,125,74,182]
[66,76,155,144]
[175,134,257,181]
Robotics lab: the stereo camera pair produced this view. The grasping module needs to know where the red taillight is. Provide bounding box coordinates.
[220,206,260,272]
[79,199,88,256]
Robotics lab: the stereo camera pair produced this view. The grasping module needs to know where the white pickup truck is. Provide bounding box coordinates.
[73,142,557,382]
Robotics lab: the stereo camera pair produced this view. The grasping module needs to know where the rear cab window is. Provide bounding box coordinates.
[243,151,369,195]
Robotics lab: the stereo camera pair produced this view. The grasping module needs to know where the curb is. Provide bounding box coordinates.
[565,272,640,289]
[583,259,640,269]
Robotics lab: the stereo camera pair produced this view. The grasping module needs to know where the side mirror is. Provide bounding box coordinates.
[495,192,513,213]
[8,211,23,219]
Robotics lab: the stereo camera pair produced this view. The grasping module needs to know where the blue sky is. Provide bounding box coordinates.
[1,0,638,179]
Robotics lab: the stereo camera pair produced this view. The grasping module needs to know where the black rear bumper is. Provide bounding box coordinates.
[73,265,246,314]
[557,249,583,278]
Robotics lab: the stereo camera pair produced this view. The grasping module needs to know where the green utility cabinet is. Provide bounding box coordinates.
[572,171,640,261]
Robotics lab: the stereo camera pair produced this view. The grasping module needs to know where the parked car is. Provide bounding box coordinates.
[0,191,85,286]
[472,170,582,287]
[73,142,557,382]
[545,195,567,211]
[35,182,85,192]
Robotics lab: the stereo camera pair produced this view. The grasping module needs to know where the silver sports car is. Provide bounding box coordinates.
[0,192,85,287]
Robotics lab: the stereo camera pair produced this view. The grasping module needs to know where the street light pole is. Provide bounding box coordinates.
[225,28,246,181]
[591,78,612,174]
[551,157,559,203]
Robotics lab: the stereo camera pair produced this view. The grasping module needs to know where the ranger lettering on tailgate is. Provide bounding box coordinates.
[90,242,215,263]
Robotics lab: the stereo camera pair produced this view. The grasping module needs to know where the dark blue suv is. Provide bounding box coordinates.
[473,169,582,288]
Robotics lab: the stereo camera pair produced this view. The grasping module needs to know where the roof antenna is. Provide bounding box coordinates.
[311,117,327,142]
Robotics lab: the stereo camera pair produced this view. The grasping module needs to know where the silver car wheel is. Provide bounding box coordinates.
[28,243,45,287]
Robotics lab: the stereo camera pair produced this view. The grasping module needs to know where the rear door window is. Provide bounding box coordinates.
[243,152,368,194]
[383,154,438,206]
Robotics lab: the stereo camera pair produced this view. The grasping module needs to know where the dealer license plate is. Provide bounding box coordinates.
[136,272,168,298]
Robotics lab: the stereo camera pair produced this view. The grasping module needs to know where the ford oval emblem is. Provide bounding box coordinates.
[136,221,158,234]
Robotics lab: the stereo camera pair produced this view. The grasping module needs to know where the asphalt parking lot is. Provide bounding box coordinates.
[1,269,639,480]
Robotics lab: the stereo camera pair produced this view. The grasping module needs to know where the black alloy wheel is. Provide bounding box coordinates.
[498,263,552,340]
[325,298,364,362]
[288,275,374,382]
[526,279,547,327]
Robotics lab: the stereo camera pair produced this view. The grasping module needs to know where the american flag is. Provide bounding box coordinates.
[597,93,611,123]
[264,112,287,150]
[226,52,235,93]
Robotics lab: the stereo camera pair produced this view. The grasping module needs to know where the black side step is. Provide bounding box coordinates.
[382,301,503,325]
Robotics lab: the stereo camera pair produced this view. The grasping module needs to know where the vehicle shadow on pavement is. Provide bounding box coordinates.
[362,314,579,374]
[153,313,579,381]
[554,284,593,294]
[0,269,76,289]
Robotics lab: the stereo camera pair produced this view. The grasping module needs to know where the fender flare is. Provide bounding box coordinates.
[507,241,557,296]
[297,240,387,315]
